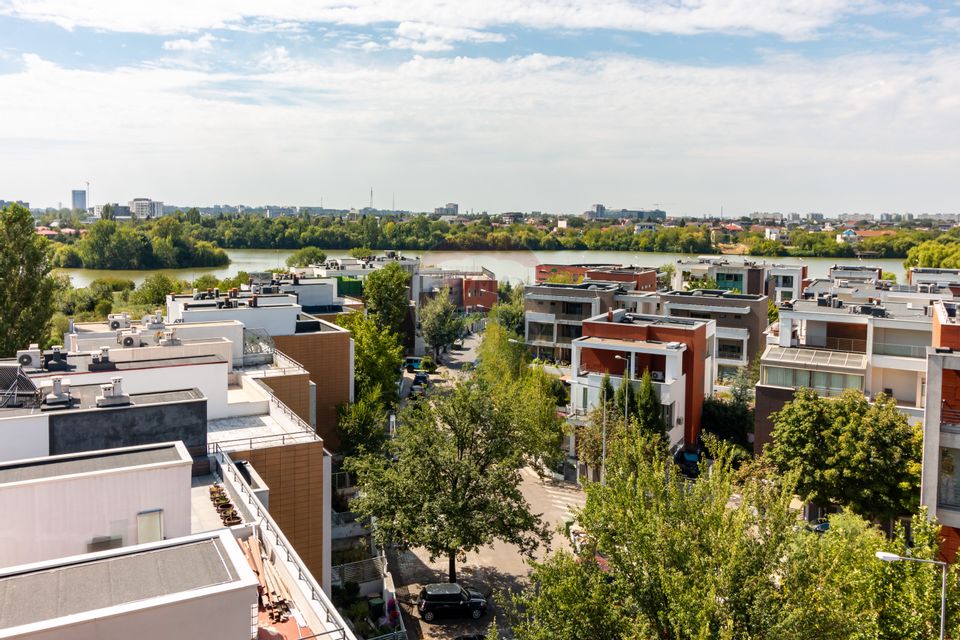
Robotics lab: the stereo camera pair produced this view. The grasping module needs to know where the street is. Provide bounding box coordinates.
[388,466,586,639]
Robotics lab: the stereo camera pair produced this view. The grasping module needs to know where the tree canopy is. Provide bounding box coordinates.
[346,376,550,583]
[767,389,921,520]
[419,288,464,358]
[0,203,61,356]
[285,246,327,267]
[502,432,958,640]
[336,311,403,406]
[363,262,410,335]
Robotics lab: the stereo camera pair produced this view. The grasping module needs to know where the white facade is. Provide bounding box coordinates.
[166,296,302,337]
[0,413,49,463]
[0,442,192,568]
[69,323,243,367]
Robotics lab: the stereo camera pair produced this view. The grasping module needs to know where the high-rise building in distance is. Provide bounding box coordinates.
[71,189,86,211]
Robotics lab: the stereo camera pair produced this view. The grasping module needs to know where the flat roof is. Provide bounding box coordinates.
[575,336,687,352]
[208,414,320,451]
[761,345,867,371]
[663,289,766,301]
[16,353,227,378]
[0,537,240,630]
[0,443,186,485]
[0,385,204,418]
[788,299,930,320]
[588,311,709,329]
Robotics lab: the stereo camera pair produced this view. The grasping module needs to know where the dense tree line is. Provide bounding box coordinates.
[52,217,229,269]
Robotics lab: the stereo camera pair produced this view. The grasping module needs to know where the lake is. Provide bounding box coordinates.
[59,248,908,288]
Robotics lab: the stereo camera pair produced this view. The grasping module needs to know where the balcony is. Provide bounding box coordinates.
[819,337,866,353]
[943,403,960,433]
[872,342,927,358]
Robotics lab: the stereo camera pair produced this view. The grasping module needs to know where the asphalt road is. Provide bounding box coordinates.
[388,467,586,639]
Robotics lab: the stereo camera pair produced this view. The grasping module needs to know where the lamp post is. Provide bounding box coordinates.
[614,353,630,420]
[875,551,947,640]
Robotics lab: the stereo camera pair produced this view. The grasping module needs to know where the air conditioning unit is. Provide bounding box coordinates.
[118,329,141,348]
[651,371,665,382]
[107,313,130,330]
[16,344,42,369]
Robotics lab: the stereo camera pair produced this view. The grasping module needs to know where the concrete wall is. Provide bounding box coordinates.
[0,413,49,463]
[174,305,300,337]
[48,398,207,460]
[753,384,796,455]
[232,441,327,589]
[72,325,242,366]
[0,451,191,567]
[32,362,229,420]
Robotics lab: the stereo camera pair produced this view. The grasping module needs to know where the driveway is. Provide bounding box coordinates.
[388,467,585,639]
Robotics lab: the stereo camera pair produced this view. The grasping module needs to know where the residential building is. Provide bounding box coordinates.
[584,204,666,221]
[434,202,459,215]
[767,263,808,301]
[71,189,86,211]
[828,264,883,283]
[412,267,498,313]
[128,197,164,218]
[249,272,364,322]
[164,290,354,449]
[660,289,769,379]
[910,267,960,288]
[0,199,29,209]
[535,263,620,283]
[672,257,768,295]
[920,301,960,560]
[755,294,935,454]
[568,310,715,454]
[524,281,622,363]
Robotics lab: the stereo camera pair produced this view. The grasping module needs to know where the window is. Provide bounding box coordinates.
[582,387,588,410]
[762,367,862,392]
[940,449,960,509]
[137,510,164,544]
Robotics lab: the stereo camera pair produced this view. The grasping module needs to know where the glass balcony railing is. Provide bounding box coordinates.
[872,342,927,358]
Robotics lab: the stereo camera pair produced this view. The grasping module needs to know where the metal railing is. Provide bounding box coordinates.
[209,382,319,453]
[820,337,867,353]
[212,444,352,640]
[331,555,388,586]
[367,632,407,640]
[872,342,927,358]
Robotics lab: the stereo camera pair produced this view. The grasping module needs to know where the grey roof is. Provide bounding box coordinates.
[762,345,868,371]
[0,538,240,630]
[0,444,183,485]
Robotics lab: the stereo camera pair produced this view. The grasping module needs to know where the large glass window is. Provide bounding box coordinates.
[940,449,960,509]
[762,366,863,392]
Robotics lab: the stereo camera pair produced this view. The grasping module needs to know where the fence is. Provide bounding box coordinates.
[331,555,388,586]
[872,342,927,358]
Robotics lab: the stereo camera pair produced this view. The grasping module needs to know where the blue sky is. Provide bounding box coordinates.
[1,1,958,215]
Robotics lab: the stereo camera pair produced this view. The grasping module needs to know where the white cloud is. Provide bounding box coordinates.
[0,0,873,40]
[385,22,506,52]
[1,46,959,213]
[162,33,217,52]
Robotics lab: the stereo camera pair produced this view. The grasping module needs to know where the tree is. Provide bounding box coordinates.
[363,262,410,335]
[686,275,718,290]
[336,312,403,405]
[347,377,550,583]
[768,298,779,324]
[0,203,61,356]
[336,386,387,457]
[633,370,666,441]
[881,271,897,282]
[286,246,327,268]
[489,284,524,335]
[502,433,959,640]
[420,288,464,359]
[612,374,637,421]
[767,389,921,520]
[131,273,185,306]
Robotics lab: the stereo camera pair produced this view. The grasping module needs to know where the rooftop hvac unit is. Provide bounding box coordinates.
[16,344,42,369]
[118,329,141,348]
[142,312,164,330]
[159,330,180,346]
[107,313,130,330]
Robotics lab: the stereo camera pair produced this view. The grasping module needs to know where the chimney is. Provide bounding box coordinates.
[96,376,130,407]
[100,346,110,361]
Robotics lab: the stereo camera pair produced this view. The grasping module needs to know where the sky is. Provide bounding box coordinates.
[0,1,959,216]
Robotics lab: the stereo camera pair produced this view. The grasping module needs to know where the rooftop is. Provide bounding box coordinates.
[663,289,766,301]
[586,311,711,330]
[207,414,319,452]
[0,534,245,631]
[0,384,203,418]
[0,442,188,485]
[761,344,868,371]
[526,281,622,292]
[785,298,931,320]
[574,336,687,353]
[6,352,227,379]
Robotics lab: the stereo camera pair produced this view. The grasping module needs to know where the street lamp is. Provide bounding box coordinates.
[875,550,947,640]
[614,354,630,419]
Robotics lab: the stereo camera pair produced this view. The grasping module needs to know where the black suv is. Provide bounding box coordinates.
[416,583,487,622]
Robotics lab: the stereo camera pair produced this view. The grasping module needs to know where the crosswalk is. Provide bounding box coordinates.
[522,467,586,524]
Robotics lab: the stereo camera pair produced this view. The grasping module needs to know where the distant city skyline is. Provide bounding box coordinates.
[1,1,959,215]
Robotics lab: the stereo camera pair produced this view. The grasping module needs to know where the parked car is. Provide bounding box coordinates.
[416,583,487,622]
[413,372,430,386]
[673,446,701,479]
[404,356,423,373]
